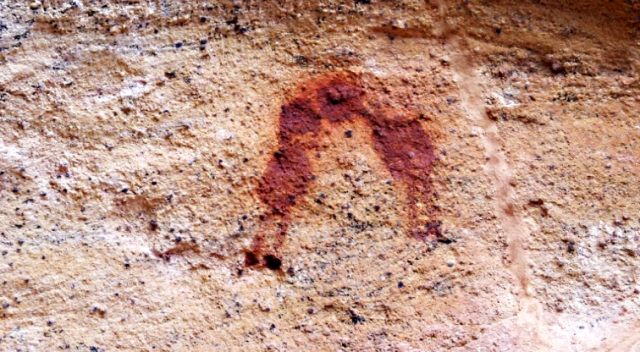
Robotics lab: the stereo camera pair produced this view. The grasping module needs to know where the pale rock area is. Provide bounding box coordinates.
[0,1,639,351]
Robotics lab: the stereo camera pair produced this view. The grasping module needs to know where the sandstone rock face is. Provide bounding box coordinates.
[1,1,639,351]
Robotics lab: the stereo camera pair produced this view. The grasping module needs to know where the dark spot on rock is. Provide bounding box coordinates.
[436,232,453,244]
[351,314,365,324]
[244,252,259,266]
[264,255,282,270]
[295,55,309,65]
[398,281,404,288]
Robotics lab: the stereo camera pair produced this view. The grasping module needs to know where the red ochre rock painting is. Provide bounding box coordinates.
[248,73,441,270]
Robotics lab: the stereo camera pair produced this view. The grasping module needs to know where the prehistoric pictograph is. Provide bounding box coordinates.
[247,74,441,270]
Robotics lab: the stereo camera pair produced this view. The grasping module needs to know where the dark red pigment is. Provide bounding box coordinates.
[248,75,440,270]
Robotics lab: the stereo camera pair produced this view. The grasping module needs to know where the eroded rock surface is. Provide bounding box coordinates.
[1,1,639,351]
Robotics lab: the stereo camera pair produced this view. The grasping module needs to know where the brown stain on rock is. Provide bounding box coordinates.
[248,73,441,269]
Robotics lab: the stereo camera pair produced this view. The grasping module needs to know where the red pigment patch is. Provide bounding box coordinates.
[256,145,313,215]
[248,74,440,269]
[316,80,365,123]
[369,117,438,240]
[279,97,321,139]
[371,118,436,182]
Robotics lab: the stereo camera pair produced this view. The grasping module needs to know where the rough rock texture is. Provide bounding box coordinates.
[1,1,639,351]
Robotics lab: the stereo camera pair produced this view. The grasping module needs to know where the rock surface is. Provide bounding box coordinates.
[1,0,639,351]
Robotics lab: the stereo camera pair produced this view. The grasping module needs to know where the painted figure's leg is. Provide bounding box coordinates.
[248,143,313,268]
[370,117,439,240]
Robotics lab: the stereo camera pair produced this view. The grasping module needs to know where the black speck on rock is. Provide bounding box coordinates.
[264,255,282,270]
[351,315,365,324]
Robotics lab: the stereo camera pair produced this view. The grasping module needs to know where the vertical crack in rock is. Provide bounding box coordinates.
[436,0,547,345]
